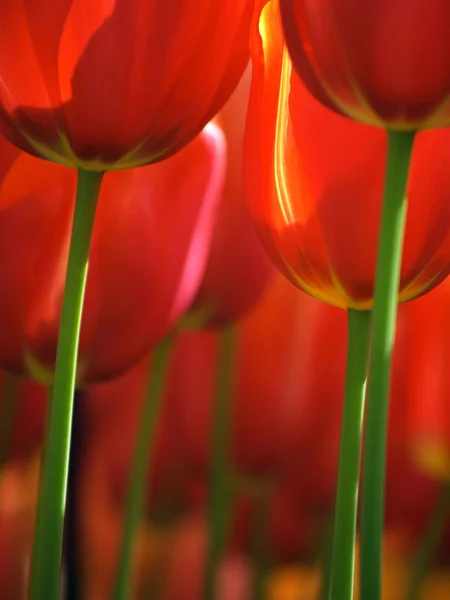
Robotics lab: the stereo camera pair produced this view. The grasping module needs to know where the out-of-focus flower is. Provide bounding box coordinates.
[160,518,251,600]
[0,458,40,600]
[394,278,450,481]
[79,275,450,596]
[0,374,47,464]
[0,0,254,170]
[79,360,216,598]
[85,357,200,521]
[0,125,224,384]
[244,0,450,310]
[167,274,345,479]
[189,67,273,327]
[278,0,450,129]
[230,485,323,565]
[77,422,176,600]
[280,295,442,534]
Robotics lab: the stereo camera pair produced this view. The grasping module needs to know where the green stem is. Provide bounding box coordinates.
[360,130,416,600]
[204,325,236,600]
[29,169,103,600]
[252,489,271,600]
[329,309,371,600]
[113,337,173,600]
[407,482,450,600]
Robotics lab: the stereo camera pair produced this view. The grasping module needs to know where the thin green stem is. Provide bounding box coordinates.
[204,325,236,600]
[329,309,371,600]
[360,130,416,600]
[407,482,450,600]
[29,169,103,600]
[113,337,173,600]
[252,489,271,600]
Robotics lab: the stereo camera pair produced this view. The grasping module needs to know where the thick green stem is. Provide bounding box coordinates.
[29,169,103,600]
[113,337,173,600]
[329,309,371,600]
[360,130,416,600]
[204,325,236,600]
[407,482,450,600]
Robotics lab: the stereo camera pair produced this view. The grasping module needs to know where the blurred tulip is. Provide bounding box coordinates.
[85,357,200,521]
[280,296,442,534]
[0,460,40,600]
[278,0,450,129]
[0,0,253,170]
[244,0,450,310]
[77,427,168,600]
[80,275,450,593]
[230,486,323,565]
[167,274,345,480]
[394,279,450,481]
[80,361,224,599]
[189,67,273,326]
[160,518,251,600]
[0,124,224,384]
[0,374,47,464]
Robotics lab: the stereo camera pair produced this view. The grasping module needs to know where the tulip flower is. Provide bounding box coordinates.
[85,357,201,521]
[165,273,346,598]
[189,67,273,327]
[230,487,323,566]
[83,273,450,598]
[83,274,342,594]
[0,463,40,600]
[79,360,212,599]
[0,0,253,171]
[167,274,345,480]
[0,127,224,384]
[82,344,327,594]
[0,374,47,464]
[278,0,450,130]
[245,4,450,597]
[392,279,450,481]
[109,68,273,599]
[0,3,245,594]
[161,519,251,600]
[245,2,450,310]
[0,126,224,599]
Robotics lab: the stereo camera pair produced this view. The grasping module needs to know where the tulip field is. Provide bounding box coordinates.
[1,1,450,599]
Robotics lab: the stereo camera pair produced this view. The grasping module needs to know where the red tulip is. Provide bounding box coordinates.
[0,0,253,170]
[398,278,450,481]
[0,470,36,600]
[77,426,159,599]
[377,304,439,533]
[85,357,200,518]
[0,124,225,383]
[166,274,346,480]
[244,0,450,309]
[0,374,47,463]
[278,0,450,129]
[230,487,322,564]
[79,367,210,598]
[280,294,442,535]
[161,519,250,600]
[84,277,336,567]
[189,67,274,326]
[378,276,450,563]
